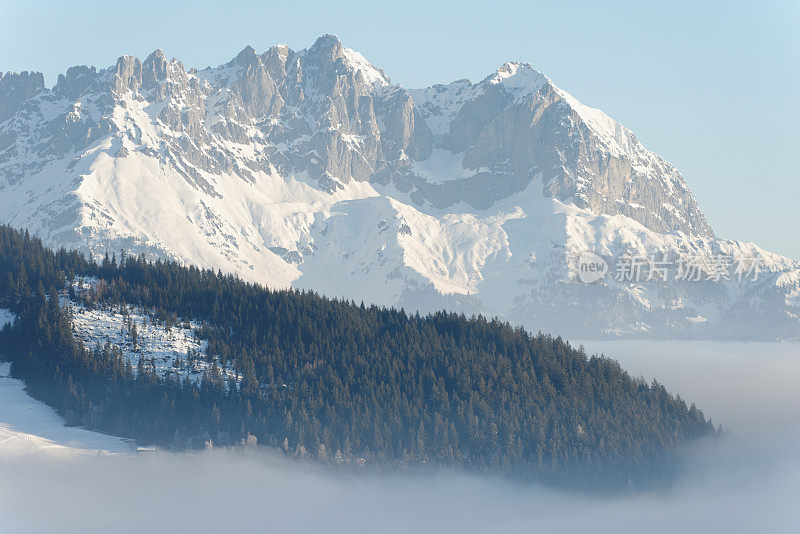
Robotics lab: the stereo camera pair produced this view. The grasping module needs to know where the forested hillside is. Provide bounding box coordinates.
[0,225,716,490]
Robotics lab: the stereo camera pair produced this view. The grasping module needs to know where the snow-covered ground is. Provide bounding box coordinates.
[0,308,14,329]
[0,362,132,458]
[64,279,240,385]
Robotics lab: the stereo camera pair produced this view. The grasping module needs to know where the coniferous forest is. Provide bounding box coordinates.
[0,225,717,490]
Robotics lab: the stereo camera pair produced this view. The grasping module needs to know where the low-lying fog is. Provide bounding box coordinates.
[1,342,798,533]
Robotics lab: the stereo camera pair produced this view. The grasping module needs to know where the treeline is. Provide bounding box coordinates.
[0,225,716,490]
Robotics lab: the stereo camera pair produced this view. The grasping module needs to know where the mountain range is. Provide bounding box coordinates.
[1,34,798,339]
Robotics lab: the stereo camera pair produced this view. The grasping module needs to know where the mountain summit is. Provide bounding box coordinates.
[0,36,797,339]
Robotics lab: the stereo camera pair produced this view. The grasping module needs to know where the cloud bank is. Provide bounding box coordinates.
[1,342,798,533]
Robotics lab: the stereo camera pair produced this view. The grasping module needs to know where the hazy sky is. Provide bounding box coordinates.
[2,0,798,258]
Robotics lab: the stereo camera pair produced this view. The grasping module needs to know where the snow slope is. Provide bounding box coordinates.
[0,362,131,458]
[65,279,240,385]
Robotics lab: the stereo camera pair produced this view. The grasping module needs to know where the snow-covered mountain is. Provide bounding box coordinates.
[1,35,798,339]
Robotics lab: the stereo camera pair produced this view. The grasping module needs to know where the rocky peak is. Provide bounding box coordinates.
[142,49,169,89]
[303,34,389,90]
[234,45,259,65]
[110,55,143,94]
[481,61,549,100]
[308,34,344,61]
[0,70,45,122]
[302,34,348,92]
[229,46,280,117]
[55,65,100,99]
[487,61,535,81]
[262,44,292,81]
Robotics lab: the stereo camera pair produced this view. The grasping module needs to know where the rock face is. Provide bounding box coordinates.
[0,35,797,339]
[0,71,45,123]
[407,63,713,237]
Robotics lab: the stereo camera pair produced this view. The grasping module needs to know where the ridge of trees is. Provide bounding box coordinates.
[0,225,716,490]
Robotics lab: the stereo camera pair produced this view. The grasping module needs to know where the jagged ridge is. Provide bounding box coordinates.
[0,35,797,339]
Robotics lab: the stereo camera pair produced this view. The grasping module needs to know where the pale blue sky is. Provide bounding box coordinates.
[2,0,798,258]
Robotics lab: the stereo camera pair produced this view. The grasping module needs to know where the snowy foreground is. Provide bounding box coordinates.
[1,343,799,533]
[0,362,132,458]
